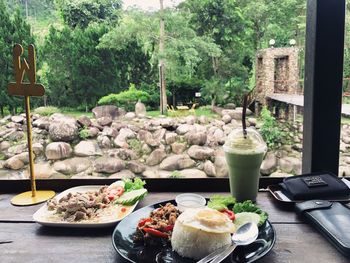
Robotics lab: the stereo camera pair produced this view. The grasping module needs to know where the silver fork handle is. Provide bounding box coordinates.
[210,243,237,263]
[196,245,230,263]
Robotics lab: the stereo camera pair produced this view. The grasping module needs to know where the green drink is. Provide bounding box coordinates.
[223,128,267,202]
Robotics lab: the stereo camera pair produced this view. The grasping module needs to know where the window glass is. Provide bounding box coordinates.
[0,0,306,181]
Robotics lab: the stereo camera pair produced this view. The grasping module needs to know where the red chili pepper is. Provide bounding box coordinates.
[121,207,127,213]
[138,218,152,227]
[163,225,174,232]
[221,209,235,221]
[143,228,169,238]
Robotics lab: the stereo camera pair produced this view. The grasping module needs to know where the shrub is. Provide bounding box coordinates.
[259,107,287,149]
[98,83,150,111]
[169,170,182,178]
[79,128,90,140]
[127,138,143,156]
[34,106,61,116]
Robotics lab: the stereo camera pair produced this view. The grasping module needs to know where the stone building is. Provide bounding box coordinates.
[255,47,302,118]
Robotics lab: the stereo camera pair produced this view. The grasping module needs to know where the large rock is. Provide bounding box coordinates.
[159,154,195,171]
[97,116,112,126]
[186,131,207,146]
[92,105,124,119]
[102,126,118,138]
[33,117,50,130]
[97,135,111,148]
[214,156,228,177]
[203,160,216,177]
[53,157,92,175]
[7,143,27,156]
[4,130,25,141]
[178,169,207,178]
[135,100,146,117]
[279,156,302,174]
[11,115,24,123]
[127,161,146,174]
[0,141,11,151]
[176,124,195,135]
[74,140,102,157]
[4,156,25,170]
[187,145,214,160]
[24,163,59,179]
[94,157,125,174]
[260,152,277,175]
[165,132,177,145]
[146,149,167,166]
[109,169,135,179]
[171,142,187,154]
[116,148,139,160]
[49,115,79,142]
[222,115,232,124]
[77,116,92,127]
[45,142,72,160]
[114,128,136,148]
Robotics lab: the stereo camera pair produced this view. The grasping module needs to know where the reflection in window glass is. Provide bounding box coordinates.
[0,0,307,180]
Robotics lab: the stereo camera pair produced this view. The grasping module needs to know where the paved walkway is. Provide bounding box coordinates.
[267,93,350,117]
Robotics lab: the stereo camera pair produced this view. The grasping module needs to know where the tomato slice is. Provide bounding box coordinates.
[143,228,169,238]
[221,209,235,221]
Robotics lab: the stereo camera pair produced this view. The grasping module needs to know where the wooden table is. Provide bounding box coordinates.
[0,191,349,263]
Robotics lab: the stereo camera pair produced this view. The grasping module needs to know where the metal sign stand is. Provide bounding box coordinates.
[8,44,55,206]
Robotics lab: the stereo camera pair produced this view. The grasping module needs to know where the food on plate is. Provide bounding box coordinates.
[207,195,236,211]
[171,207,236,260]
[234,212,261,228]
[233,200,268,226]
[45,178,147,223]
[134,203,180,246]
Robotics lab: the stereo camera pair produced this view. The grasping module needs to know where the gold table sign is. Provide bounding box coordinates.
[8,44,55,206]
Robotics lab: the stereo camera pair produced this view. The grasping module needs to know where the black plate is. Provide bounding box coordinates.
[112,200,276,263]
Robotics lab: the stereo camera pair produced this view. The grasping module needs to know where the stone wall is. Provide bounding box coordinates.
[256,47,300,105]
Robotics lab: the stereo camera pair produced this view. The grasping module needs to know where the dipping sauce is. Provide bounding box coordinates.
[175,193,206,212]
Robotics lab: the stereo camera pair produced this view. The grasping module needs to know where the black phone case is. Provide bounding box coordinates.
[295,200,350,257]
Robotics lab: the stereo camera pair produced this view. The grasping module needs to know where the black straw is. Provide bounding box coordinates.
[242,94,248,139]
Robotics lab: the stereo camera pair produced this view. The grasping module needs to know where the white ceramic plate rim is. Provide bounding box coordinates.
[33,185,139,228]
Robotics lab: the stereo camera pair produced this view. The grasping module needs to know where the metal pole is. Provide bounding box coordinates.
[24,95,36,197]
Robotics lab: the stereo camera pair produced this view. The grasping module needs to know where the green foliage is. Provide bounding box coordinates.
[79,127,90,140]
[56,0,122,29]
[233,200,268,226]
[34,106,61,116]
[207,195,236,211]
[123,177,146,192]
[0,152,6,160]
[259,107,286,149]
[127,138,143,156]
[169,170,182,178]
[98,84,150,111]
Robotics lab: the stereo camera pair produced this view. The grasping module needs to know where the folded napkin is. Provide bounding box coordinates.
[279,172,350,200]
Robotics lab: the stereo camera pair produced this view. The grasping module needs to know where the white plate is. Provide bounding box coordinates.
[33,185,139,228]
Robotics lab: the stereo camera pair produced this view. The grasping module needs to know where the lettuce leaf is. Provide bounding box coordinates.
[233,200,268,226]
[123,178,146,192]
[207,195,236,211]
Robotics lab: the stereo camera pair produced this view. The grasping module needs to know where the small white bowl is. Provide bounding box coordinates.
[175,193,206,212]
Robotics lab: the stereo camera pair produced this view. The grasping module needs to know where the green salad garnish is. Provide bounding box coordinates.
[233,200,268,226]
[123,178,146,192]
[207,195,236,211]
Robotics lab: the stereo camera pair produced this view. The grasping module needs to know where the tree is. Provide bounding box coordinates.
[55,0,122,29]
[0,1,34,116]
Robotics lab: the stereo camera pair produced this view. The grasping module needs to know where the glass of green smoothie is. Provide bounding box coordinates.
[223,128,267,202]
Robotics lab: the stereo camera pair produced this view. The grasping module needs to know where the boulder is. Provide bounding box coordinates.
[186,131,207,146]
[87,127,100,138]
[32,143,44,155]
[159,118,176,128]
[53,157,92,175]
[116,148,139,160]
[339,166,350,177]
[7,143,27,156]
[0,141,11,151]
[45,142,72,160]
[146,149,167,166]
[176,124,194,135]
[97,116,112,126]
[77,116,92,127]
[4,130,25,141]
[4,156,25,170]
[222,115,232,124]
[187,145,214,160]
[32,117,50,130]
[49,115,78,142]
[171,142,187,154]
[159,154,195,171]
[214,156,228,177]
[74,140,102,157]
[178,169,207,178]
[127,161,146,174]
[102,126,118,138]
[279,156,302,174]
[135,100,146,117]
[125,112,136,119]
[97,135,111,148]
[92,105,123,119]
[260,152,277,175]
[24,163,58,179]
[94,157,125,174]
[114,128,136,148]
[11,115,24,123]
[185,115,196,125]
[203,160,216,177]
[165,132,177,145]
[109,169,135,179]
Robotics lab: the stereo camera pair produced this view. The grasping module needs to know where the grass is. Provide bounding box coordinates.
[60,108,93,118]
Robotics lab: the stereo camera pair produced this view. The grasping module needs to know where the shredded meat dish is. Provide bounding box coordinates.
[47,186,111,222]
[134,203,180,246]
